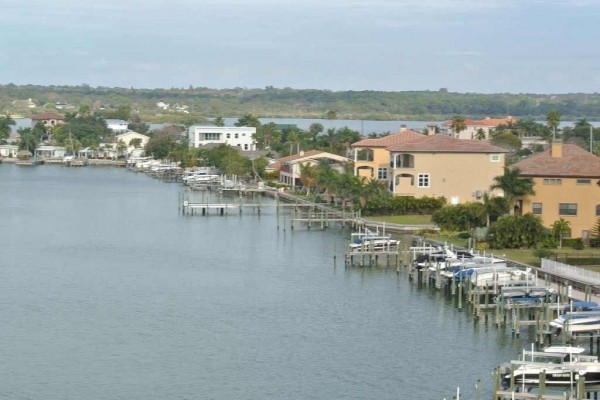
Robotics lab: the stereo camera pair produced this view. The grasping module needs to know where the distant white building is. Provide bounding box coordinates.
[106,119,129,134]
[188,126,257,151]
[35,145,66,159]
[115,131,150,156]
[0,144,18,157]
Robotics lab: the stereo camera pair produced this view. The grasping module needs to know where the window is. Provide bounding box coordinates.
[377,168,388,180]
[596,204,600,216]
[235,133,239,139]
[204,132,220,140]
[577,179,591,185]
[532,203,542,215]
[490,154,501,162]
[543,178,562,185]
[244,144,248,150]
[559,203,577,216]
[418,173,430,188]
[226,133,231,139]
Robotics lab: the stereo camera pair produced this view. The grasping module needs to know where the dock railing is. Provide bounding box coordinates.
[541,258,600,286]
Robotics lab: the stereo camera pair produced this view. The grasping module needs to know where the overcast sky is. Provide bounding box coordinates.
[1,0,599,93]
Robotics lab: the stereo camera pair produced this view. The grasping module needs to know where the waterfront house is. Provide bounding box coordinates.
[276,150,351,187]
[439,116,517,140]
[31,112,65,129]
[0,144,18,158]
[115,131,150,156]
[511,142,600,240]
[106,119,129,134]
[387,135,507,204]
[188,125,257,151]
[352,127,427,181]
[35,145,66,159]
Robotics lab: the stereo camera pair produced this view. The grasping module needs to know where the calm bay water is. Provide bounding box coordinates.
[0,165,532,400]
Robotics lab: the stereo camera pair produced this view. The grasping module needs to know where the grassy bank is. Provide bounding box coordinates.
[366,215,433,225]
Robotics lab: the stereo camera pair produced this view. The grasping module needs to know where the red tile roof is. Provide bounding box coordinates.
[387,134,508,153]
[352,129,427,148]
[512,144,600,178]
[31,112,65,120]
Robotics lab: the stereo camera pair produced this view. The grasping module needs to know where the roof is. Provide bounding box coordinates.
[352,129,427,148]
[105,119,128,124]
[273,150,350,170]
[387,134,508,153]
[31,112,65,120]
[512,144,600,178]
[116,131,150,140]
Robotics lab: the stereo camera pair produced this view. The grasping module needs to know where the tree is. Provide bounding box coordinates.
[477,192,508,228]
[490,167,535,215]
[235,114,261,128]
[214,116,225,127]
[552,218,571,249]
[0,114,15,144]
[17,128,39,152]
[308,123,324,144]
[546,109,561,139]
[298,162,319,196]
[129,138,142,148]
[475,128,486,141]
[116,140,127,158]
[488,214,548,249]
[450,115,467,137]
[592,218,600,240]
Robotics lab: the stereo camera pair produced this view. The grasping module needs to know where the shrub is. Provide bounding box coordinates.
[534,248,556,259]
[456,231,471,239]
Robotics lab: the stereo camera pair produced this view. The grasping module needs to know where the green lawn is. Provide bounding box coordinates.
[367,215,433,225]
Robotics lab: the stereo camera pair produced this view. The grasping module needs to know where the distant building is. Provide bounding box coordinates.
[115,131,150,156]
[188,125,256,151]
[106,119,129,134]
[511,142,600,239]
[35,145,66,159]
[276,150,351,187]
[440,116,517,140]
[0,144,18,157]
[31,112,65,129]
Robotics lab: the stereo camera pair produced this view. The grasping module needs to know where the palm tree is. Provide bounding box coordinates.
[298,162,318,196]
[475,128,486,141]
[0,114,15,144]
[450,115,467,138]
[477,192,508,228]
[552,218,571,249]
[490,167,535,215]
[546,110,561,139]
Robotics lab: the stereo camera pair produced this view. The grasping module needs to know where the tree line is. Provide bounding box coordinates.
[6,84,600,120]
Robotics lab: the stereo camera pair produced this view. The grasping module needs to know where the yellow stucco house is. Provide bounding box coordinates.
[352,128,507,204]
[512,142,600,239]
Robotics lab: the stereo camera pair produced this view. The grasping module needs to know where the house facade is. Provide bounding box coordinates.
[188,126,256,151]
[440,116,517,140]
[0,144,18,157]
[35,145,66,159]
[351,128,427,184]
[387,135,507,204]
[115,131,150,155]
[512,142,600,239]
[31,112,65,129]
[277,150,350,187]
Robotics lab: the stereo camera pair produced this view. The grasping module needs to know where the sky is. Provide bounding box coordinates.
[1,0,599,93]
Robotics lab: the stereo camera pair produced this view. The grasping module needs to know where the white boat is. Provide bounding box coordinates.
[502,346,600,388]
[550,310,600,333]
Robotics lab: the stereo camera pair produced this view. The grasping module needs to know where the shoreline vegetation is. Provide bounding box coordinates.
[5,84,600,121]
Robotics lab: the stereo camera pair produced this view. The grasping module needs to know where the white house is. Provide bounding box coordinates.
[439,116,517,140]
[276,150,351,187]
[115,131,150,156]
[188,126,256,151]
[0,144,18,157]
[106,119,129,134]
[35,146,66,159]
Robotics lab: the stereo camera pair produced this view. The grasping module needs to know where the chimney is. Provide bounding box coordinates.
[426,124,437,136]
[551,140,562,158]
[399,124,407,132]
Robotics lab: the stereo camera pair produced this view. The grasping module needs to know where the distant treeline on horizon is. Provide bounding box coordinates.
[2,83,600,121]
